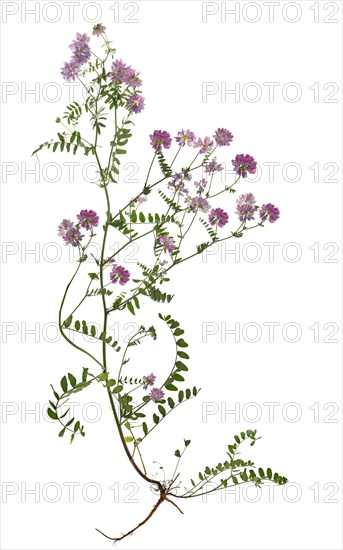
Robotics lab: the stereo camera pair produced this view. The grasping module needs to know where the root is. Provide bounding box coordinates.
[165,496,184,514]
[96,492,183,542]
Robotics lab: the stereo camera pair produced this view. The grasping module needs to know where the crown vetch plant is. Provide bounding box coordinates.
[33,25,287,542]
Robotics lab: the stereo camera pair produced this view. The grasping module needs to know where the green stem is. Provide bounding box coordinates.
[170,146,181,167]
[133,395,198,440]
[174,479,248,499]
[58,265,103,369]
[187,151,200,169]
[169,445,188,488]
[206,173,215,197]
[95,132,159,487]
[129,426,147,475]
[103,227,155,269]
[110,160,205,226]
[142,153,156,192]
[107,218,255,314]
[124,382,144,397]
[69,280,92,317]
[206,175,241,199]
[117,329,142,394]
[176,211,197,257]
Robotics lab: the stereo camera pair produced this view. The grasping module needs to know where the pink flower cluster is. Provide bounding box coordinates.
[109,264,130,286]
[142,373,164,401]
[61,32,91,81]
[149,129,280,227]
[158,235,176,254]
[108,59,142,88]
[58,209,99,247]
[150,128,234,153]
[61,29,145,115]
[92,23,106,37]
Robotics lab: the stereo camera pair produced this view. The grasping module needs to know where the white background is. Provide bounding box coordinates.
[0,1,342,549]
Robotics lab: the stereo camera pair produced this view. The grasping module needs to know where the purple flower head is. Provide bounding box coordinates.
[175,129,196,147]
[237,193,256,206]
[58,219,73,238]
[64,226,84,247]
[108,59,129,83]
[158,235,175,254]
[92,23,106,37]
[70,33,90,45]
[232,154,257,178]
[259,203,280,224]
[167,179,188,196]
[137,194,148,204]
[205,158,224,173]
[58,221,84,247]
[71,42,91,65]
[110,264,130,285]
[208,208,229,228]
[213,128,233,147]
[189,196,211,213]
[235,194,256,222]
[127,93,145,114]
[142,373,156,390]
[61,60,81,81]
[150,130,172,152]
[194,136,213,154]
[167,172,191,195]
[77,209,99,230]
[108,59,142,88]
[150,387,165,402]
[235,204,255,222]
[125,67,143,88]
[194,178,207,195]
[69,34,91,65]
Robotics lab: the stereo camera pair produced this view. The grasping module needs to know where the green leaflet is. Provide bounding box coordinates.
[156,151,173,177]
[65,319,121,352]
[138,314,200,442]
[186,429,287,496]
